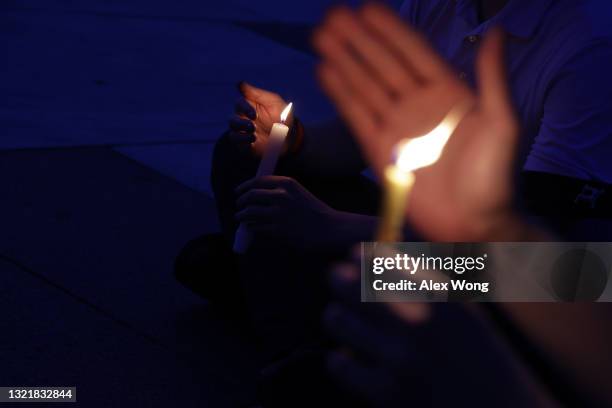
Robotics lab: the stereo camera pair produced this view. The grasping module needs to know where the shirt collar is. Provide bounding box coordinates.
[455,0,555,39]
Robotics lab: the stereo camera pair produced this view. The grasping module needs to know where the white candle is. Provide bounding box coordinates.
[234,102,293,254]
[377,166,415,242]
[255,121,290,177]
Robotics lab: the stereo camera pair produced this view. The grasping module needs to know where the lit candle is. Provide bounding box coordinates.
[233,102,293,254]
[376,103,472,242]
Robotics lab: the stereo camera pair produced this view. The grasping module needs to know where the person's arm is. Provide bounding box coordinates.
[500,303,612,407]
[235,176,378,252]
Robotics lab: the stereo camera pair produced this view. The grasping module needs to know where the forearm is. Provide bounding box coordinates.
[284,118,368,177]
[500,303,612,407]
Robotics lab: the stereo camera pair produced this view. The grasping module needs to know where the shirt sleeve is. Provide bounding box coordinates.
[526,41,612,183]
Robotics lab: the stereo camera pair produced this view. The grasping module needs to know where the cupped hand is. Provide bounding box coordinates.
[323,261,550,408]
[235,176,338,250]
[230,82,294,156]
[314,4,520,241]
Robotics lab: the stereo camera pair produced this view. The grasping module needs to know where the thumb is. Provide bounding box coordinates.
[476,29,519,184]
[476,29,514,122]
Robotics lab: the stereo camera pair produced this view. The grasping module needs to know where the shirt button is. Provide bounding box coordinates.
[459,72,467,80]
[467,35,479,43]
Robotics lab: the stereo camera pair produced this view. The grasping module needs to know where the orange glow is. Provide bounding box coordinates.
[395,102,472,173]
[280,102,293,123]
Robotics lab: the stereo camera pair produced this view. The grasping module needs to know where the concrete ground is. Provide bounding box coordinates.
[0,1,400,406]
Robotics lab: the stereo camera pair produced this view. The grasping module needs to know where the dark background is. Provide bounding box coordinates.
[0,0,403,407]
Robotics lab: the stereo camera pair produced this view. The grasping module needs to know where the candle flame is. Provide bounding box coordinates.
[395,102,472,173]
[280,102,293,123]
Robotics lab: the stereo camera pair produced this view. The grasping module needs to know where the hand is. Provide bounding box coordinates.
[230,82,294,156]
[323,261,549,408]
[314,5,520,241]
[235,176,338,250]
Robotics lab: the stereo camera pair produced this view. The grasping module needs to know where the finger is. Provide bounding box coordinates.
[235,205,279,222]
[323,7,417,95]
[359,3,450,82]
[324,303,393,361]
[234,97,257,120]
[477,28,516,128]
[235,176,295,196]
[327,351,384,403]
[236,188,286,209]
[317,63,377,138]
[239,81,279,105]
[228,131,255,145]
[313,21,393,115]
[229,116,255,133]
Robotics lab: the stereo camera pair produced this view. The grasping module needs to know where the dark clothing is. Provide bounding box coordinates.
[521,171,612,218]
[519,171,612,240]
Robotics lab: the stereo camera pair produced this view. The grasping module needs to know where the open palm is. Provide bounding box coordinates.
[315,4,518,241]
